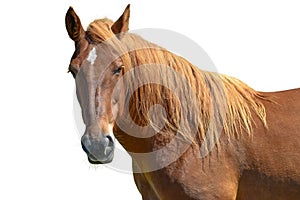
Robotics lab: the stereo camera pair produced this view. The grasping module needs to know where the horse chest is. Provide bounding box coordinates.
[133,171,198,200]
[132,145,242,200]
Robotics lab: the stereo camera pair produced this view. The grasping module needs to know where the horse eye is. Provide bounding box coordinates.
[68,65,79,78]
[113,66,123,76]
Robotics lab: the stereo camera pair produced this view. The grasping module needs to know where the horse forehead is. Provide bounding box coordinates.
[78,47,111,86]
[87,47,97,65]
[87,44,117,64]
[81,47,104,77]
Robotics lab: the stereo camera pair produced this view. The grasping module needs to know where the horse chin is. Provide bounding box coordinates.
[87,154,114,165]
[88,157,104,164]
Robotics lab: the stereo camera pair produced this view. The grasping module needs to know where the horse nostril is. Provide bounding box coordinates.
[103,135,114,156]
[106,135,114,147]
[81,135,91,154]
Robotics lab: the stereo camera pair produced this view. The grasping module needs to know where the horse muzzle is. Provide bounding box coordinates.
[81,134,114,164]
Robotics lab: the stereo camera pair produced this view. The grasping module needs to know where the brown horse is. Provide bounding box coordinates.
[65,5,300,200]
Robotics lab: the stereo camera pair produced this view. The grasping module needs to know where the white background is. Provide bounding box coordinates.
[0,0,299,199]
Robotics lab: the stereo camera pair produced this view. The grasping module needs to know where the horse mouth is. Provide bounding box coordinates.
[87,153,114,164]
[88,157,104,164]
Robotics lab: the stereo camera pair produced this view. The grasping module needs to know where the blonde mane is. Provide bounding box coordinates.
[86,19,268,146]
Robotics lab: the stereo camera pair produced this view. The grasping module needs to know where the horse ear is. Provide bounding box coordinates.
[111,4,130,35]
[65,7,85,42]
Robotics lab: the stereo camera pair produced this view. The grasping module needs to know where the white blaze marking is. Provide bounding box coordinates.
[87,47,97,65]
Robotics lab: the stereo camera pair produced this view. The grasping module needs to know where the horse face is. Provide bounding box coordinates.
[75,45,124,164]
[65,6,130,164]
[69,43,125,164]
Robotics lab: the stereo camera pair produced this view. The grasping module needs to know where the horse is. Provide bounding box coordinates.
[65,5,300,200]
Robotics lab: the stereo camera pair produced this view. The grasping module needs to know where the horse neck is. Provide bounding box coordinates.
[116,33,267,163]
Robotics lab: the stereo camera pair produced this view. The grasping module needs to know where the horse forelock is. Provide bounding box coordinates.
[86,18,114,43]
[85,18,268,148]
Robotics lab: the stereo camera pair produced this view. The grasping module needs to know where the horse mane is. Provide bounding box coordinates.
[86,19,268,147]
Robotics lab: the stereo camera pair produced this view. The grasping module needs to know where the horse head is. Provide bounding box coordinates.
[65,5,130,164]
